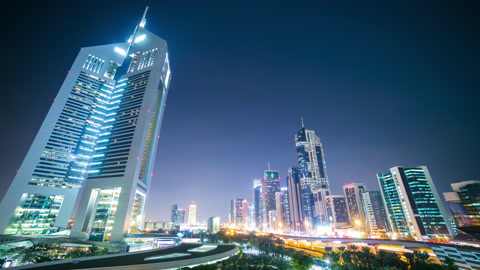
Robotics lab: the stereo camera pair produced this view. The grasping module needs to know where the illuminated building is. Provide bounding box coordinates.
[177,209,186,224]
[253,179,263,229]
[444,180,480,227]
[207,217,220,234]
[377,166,453,240]
[275,187,290,231]
[262,169,280,228]
[287,167,303,231]
[325,195,349,229]
[360,191,390,236]
[0,9,171,241]
[171,204,179,224]
[343,183,367,230]
[295,123,329,229]
[241,199,250,226]
[188,202,197,226]
[230,198,244,225]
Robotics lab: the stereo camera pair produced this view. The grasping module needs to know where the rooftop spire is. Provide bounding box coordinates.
[140,6,149,28]
[301,116,305,128]
[126,7,149,57]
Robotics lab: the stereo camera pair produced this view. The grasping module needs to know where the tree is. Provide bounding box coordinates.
[273,256,292,270]
[443,257,459,270]
[373,250,408,270]
[359,246,374,268]
[65,249,88,259]
[291,251,314,270]
[88,246,108,256]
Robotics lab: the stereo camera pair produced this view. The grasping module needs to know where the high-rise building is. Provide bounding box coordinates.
[295,124,329,229]
[343,183,367,230]
[249,202,255,227]
[171,204,179,224]
[188,202,197,226]
[325,195,349,229]
[262,169,280,228]
[207,217,220,234]
[231,198,244,225]
[287,167,303,231]
[377,166,453,240]
[444,180,480,227]
[0,10,171,242]
[253,179,263,229]
[177,209,186,224]
[275,187,290,231]
[241,199,250,227]
[361,191,390,236]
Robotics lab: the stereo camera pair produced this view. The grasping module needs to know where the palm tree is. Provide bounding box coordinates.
[413,250,431,264]
[347,244,359,252]
[291,251,314,270]
[443,257,458,270]
[404,252,415,267]
[359,246,374,268]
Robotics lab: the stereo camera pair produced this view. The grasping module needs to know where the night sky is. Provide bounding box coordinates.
[0,1,478,224]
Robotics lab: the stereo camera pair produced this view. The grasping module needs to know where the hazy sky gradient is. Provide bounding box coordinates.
[0,1,478,223]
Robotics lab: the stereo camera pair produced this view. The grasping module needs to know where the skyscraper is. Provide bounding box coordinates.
[207,217,220,234]
[343,183,367,230]
[287,167,303,231]
[262,169,280,228]
[0,9,171,242]
[177,209,186,224]
[241,199,250,227]
[188,202,197,226]
[444,180,480,227]
[295,124,329,228]
[275,187,290,231]
[360,191,390,236]
[171,204,179,224]
[231,198,244,225]
[377,166,453,240]
[325,195,349,229]
[253,179,263,229]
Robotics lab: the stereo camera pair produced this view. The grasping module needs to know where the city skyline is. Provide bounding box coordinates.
[0,1,479,223]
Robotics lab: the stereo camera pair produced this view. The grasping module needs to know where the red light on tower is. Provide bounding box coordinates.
[16,170,20,173]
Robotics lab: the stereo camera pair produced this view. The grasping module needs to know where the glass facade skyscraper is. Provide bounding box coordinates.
[325,195,349,229]
[444,180,480,227]
[231,198,244,225]
[377,166,453,240]
[287,167,303,231]
[343,183,367,230]
[262,170,280,228]
[295,126,329,229]
[361,190,390,236]
[253,179,263,229]
[0,11,171,242]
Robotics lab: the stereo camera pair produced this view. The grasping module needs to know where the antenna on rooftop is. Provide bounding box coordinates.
[268,162,271,170]
[126,7,149,57]
[140,6,149,28]
[301,116,305,128]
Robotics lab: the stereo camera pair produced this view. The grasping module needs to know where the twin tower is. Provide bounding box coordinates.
[0,10,171,242]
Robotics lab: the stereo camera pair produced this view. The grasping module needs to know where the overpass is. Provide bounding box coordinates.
[274,234,480,270]
[274,235,436,249]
